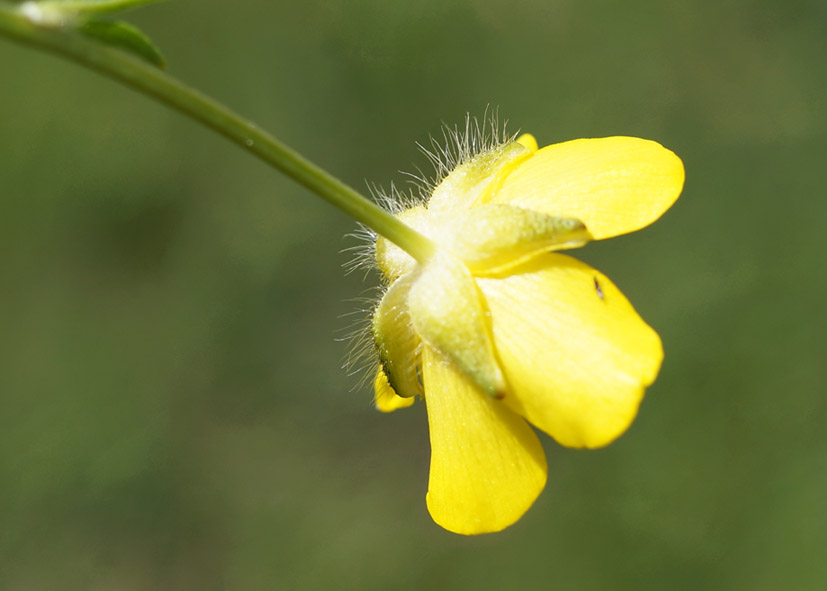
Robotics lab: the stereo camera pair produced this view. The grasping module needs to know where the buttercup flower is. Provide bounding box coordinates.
[369,126,684,535]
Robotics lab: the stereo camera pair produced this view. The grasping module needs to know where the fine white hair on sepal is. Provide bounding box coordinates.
[337,287,385,392]
[341,223,377,279]
[413,109,516,196]
[371,180,422,214]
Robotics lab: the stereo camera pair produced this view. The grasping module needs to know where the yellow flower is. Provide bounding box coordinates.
[370,130,684,535]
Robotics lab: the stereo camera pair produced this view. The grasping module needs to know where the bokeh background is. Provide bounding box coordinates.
[1,0,826,589]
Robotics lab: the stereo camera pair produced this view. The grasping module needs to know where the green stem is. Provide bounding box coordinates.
[0,2,436,263]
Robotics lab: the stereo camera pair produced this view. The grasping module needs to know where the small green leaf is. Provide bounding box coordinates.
[34,0,167,16]
[79,18,165,68]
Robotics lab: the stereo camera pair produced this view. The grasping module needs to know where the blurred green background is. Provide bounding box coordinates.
[1,0,826,589]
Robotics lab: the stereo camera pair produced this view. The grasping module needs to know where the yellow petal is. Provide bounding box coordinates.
[374,367,416,413]
[408,254,506,398]
[477,253,663,449]
[422,346,547,534]
[493,137,684,240]
[516,133,538,153]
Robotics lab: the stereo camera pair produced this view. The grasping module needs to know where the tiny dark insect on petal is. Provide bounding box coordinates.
[593,276,604,300]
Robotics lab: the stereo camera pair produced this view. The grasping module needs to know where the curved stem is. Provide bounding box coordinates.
[0,2,436,263]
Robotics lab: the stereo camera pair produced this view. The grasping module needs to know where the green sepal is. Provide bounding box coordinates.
[372,273,422,399]
[407,253,507,398]
[447,204,593,275]
[429,141,531,212]
[78,18,165,68]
